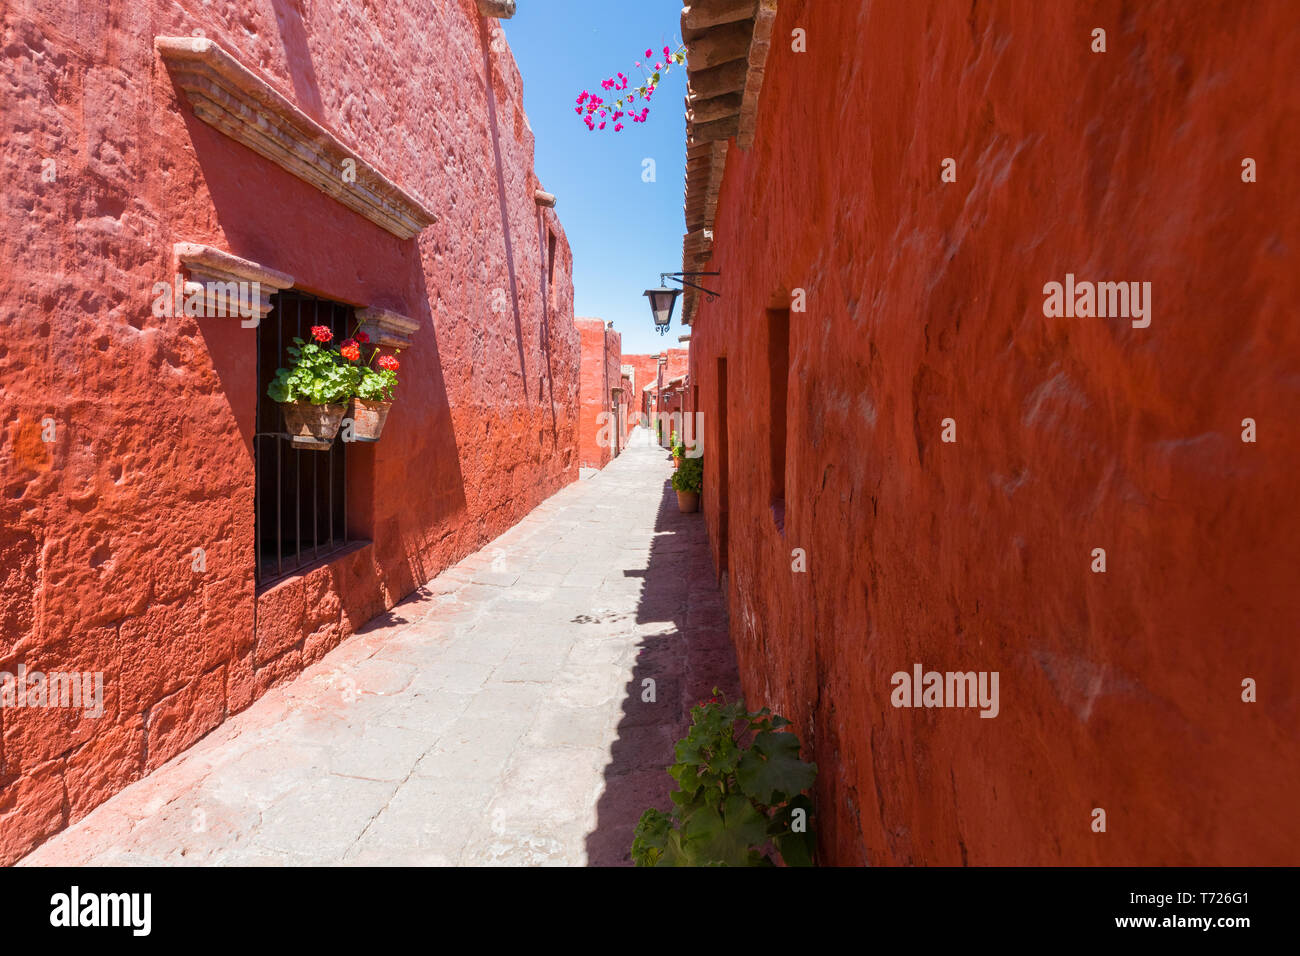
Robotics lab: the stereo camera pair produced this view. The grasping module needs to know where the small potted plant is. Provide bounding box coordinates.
[671,454,702,513]
[266,325,359,449]
[340,331,400,442]
[670,430,685,468]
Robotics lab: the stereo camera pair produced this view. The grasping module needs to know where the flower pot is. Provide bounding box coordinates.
[676,489,699,513]
[280,401,346,450]
[347,398,392,442]
[673,456,681,469]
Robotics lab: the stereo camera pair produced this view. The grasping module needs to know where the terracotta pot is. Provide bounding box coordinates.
[280,401,346,450]
[676,489,699,513]
[673,456,681,469]
[347,398,392,442]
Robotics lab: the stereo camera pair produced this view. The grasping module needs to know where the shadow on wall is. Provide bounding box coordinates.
[536,208,558,446]
[583,474,740,866]
[384,263,470,592]
[479,16,530,402]
[176,71,470,663]
[270,0,325,120]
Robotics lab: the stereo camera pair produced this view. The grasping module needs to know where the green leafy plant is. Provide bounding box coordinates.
[266,331,359,405]
[671,454,702,494]
[631,693,817,866]
[355,366,396,401]
[670,430,685,459]
[337,329,401,402]
[353,351,400,402]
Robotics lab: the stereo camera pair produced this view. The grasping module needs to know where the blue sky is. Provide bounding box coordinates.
[503,2,688,356]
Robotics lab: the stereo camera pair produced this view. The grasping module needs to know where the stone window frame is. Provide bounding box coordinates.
[173,242,421,587]
[156,35,437,240]
[174,243,420,349]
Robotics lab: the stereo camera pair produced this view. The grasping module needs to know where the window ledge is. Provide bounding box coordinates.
[355,306,419,348]
[156,36,437,240]
[257,540,373,596]
[174,242,293,318]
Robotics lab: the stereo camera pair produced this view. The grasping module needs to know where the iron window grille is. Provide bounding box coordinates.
[254,290,352,588]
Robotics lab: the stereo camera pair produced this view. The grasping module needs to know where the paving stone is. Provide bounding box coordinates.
[525,704,618,750]
[252,775,399,859]
[327,721,437,782]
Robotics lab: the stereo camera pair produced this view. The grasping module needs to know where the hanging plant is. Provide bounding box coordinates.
[339,329,401,443]
[330,329,400,444]
[267,325,360,449]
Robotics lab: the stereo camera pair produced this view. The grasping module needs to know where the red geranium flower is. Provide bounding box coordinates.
[378,354,399,372]
[340,340,361,362]
[355,330,370,345]
[310,325,332,343]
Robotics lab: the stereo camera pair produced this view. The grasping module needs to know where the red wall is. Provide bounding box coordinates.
[663,348,689,383]
[621,354,662,431]
[689,0,1299,865]
[0,0,578,861]
[576,318,621,469]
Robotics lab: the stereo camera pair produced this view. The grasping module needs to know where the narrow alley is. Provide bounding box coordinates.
[20,434,737,866]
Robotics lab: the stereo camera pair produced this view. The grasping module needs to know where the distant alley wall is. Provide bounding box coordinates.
[576,318,621,469]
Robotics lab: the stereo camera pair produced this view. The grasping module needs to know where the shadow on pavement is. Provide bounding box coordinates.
[583,469,741,866]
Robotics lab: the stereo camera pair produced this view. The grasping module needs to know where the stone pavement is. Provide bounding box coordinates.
[20,431,739,866]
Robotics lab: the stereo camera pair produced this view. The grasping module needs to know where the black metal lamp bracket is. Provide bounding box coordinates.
[660,272,721,302]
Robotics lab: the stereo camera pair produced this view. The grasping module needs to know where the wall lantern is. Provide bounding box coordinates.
[642,272,720,335]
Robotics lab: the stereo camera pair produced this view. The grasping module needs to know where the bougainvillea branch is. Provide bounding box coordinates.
[574,43,686,132]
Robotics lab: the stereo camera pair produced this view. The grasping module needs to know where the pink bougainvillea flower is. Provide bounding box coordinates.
[645,48,652,57]
[614,123,623,131]
[664,46,671,55]
[310,325,332,343]
[598,121,606,129]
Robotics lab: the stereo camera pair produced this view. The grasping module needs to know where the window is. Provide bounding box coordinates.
[768,308,791,532]
[255,290,352,587]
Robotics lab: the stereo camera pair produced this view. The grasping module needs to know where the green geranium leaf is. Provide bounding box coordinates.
[628,697,817,867]
[680,796,767,867]
[631,808,672,867]
[736,731,817,805]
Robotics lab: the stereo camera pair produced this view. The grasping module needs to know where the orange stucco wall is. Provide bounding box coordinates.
[576,318,621,468]
[688,0,1299,865]
[0,0,578,861]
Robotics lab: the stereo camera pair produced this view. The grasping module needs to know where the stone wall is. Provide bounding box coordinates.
[621,354,663,430]
[688,0,1299,864]
[0,0,578,861]
[576,318,621,469]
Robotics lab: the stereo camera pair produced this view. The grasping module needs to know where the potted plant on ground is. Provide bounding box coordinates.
[266,325,359,449]
[670,430,685,468]
[340,331,400,442]
[671,453,702,513]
